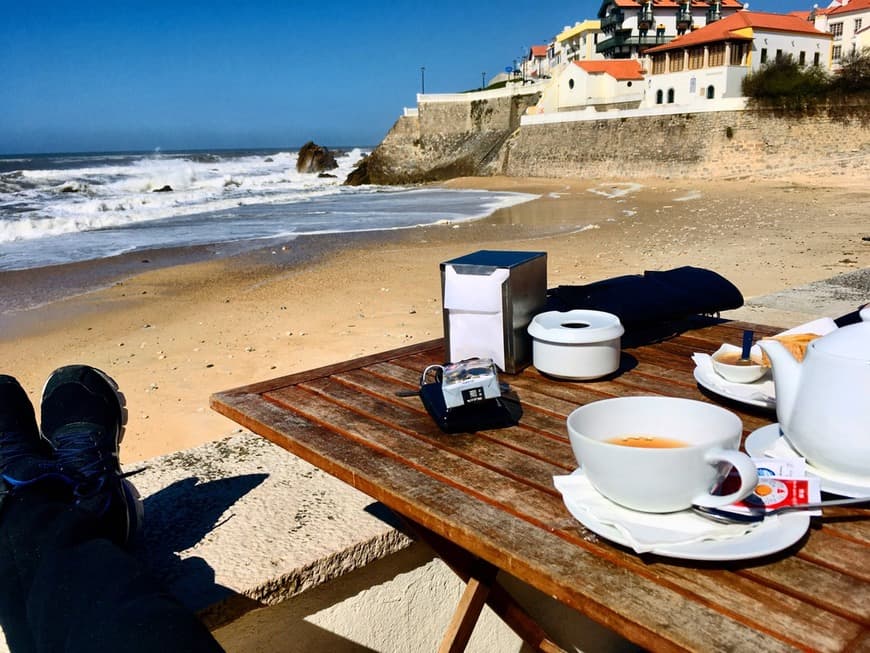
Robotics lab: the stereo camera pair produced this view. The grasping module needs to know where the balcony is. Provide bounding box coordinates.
[676,9,693,30]
[637,8,655,31]
[597,33,672,55]
[601,10,625,33]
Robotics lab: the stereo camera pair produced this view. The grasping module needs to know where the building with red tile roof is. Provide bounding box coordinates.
[595,0,744,58]
[547,58,645,112]
[807,0,870,67]
[574,59,646,79]
[641,11,831,109]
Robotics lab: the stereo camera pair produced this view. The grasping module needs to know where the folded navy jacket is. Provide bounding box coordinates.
[545,266,744,332]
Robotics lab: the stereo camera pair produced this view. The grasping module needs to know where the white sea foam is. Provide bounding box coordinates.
[587,182,644,199]
[0,148,538,271]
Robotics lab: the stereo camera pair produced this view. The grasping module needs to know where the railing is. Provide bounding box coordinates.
[601,11,624,32]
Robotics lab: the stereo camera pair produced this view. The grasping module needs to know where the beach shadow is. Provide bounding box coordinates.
[134,474,267,613]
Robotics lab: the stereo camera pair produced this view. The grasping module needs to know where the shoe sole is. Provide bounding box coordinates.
[41,365,128,455]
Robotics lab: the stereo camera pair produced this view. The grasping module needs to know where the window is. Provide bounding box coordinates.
[669,54,685,72]
[831,22,843,39]
[814,52,821,66]
[856,18,863,31]
[651,53,666,74]
[707,85,715,99]
[833,45,842,63]
[799,51,806,66]
[708,43,725,67]
[568,78,575,89]
[775,49,783,62]
[688,46,704,69]
[760,48,768,64]
[667,88,675,103]
[656,89,664,104]
[730,42,745,65]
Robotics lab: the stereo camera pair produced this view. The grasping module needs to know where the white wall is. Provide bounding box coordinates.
[751,29,832,70]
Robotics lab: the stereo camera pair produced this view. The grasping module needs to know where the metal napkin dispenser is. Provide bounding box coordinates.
[440,250,547,374]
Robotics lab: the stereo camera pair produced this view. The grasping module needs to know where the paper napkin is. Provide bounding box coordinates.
[554,473,758,554]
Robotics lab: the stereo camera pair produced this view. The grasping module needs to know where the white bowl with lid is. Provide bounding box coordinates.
[527,310,625,380]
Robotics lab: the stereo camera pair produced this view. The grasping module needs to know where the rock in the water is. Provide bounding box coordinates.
[153,185,173,193]
[344,157,370,185]
[296,141,338,173]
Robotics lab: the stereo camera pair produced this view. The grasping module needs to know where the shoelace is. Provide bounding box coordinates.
[52,427,145,498]
[53,427,116,481]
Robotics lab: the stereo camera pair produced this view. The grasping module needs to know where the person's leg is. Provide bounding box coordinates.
[0,374,67,653]
[2,481,223,653]
[1,369,224,652]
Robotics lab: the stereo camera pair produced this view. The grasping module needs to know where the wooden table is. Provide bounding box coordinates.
[211,318,869,652]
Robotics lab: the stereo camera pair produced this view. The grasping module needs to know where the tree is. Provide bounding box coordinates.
[832,47,870,93]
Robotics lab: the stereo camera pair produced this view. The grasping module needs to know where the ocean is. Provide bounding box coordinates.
[0,148,537,272]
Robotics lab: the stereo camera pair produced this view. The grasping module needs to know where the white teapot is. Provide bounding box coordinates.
[758,307,870,480]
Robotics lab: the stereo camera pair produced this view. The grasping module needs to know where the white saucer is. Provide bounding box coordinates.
[693,366,776,410]
[745,424,870,498]
[559,471,809,561]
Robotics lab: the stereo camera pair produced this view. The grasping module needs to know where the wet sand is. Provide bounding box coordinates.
[1,175,867,464]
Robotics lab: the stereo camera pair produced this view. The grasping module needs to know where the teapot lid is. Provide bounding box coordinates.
[813,321,870,360]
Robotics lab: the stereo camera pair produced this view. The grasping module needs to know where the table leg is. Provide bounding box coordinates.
[402,518,566,653]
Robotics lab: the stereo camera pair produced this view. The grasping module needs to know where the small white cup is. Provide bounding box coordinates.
[567,396,758,513]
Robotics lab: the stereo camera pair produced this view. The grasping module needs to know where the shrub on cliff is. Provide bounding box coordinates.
[743,49,870,111]
[742,55,830,110]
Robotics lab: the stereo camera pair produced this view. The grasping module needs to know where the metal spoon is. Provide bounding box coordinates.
[739,329,754,363]
[693,496,870,524]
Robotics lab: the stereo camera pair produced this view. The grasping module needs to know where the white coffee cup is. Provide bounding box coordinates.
[567,396,758,513]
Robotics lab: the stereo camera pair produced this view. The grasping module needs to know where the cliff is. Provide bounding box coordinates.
[346,91,541,185]
[346,97,870,184]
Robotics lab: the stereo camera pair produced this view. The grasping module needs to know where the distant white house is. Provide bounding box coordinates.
[535,59,645,112]
[526,45,551,78]
[642,11,832,108]
[800,0,870,68]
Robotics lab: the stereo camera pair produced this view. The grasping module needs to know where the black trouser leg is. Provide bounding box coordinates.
[0,486,223,653]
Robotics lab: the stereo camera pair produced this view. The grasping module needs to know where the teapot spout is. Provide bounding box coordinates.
[758,339,802,430]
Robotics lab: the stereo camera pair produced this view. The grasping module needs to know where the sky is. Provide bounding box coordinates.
[2,0,811,155]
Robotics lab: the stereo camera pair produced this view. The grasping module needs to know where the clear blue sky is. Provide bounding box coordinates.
[2,0,809,155]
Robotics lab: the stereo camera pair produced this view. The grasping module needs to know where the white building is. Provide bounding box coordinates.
[553,20,605,65]
[540,59,645,112]
[804,0,870,67]
[596,0,745,59]
[642,11,832,108]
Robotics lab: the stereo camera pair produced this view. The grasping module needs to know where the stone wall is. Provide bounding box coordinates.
[504,106,870,180]
[350,100,870,184]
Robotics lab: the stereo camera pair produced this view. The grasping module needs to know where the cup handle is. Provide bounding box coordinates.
[692,449,758,508]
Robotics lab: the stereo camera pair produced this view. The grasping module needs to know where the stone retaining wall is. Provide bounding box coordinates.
[505,106,870,180]
[355,100,870,184]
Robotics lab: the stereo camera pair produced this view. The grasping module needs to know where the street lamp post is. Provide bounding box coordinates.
[421,66,425,95]
[481,72,486,89]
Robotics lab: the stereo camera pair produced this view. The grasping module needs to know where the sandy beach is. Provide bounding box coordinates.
[1,175,867,465]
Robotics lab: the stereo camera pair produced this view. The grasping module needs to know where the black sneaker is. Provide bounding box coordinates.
[0,374,61,491]
[41,365,143,547]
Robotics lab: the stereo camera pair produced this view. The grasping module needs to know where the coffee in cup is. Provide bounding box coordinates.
[567,396,757,513]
